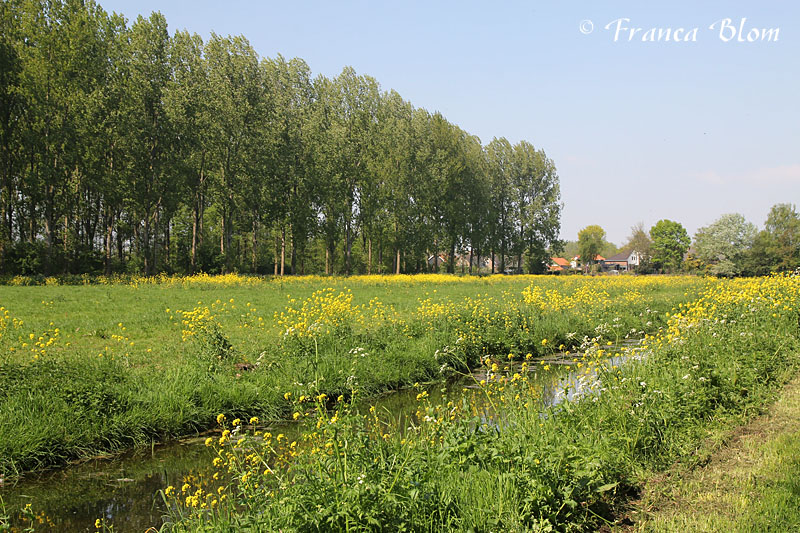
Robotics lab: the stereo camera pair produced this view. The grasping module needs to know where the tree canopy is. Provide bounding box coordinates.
[577,225,606,269]
[743,204,800,276]
[649,220,690,273]
[694,213,756,277]
[0,0,562,276]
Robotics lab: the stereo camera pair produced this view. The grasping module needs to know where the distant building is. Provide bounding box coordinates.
[603,250,641,272]
[571,254,605,269]
[549,257,570,272]
[426,254,448,269]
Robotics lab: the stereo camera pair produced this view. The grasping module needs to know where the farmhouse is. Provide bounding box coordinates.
[549,257,570,272]
[603,250,641,272]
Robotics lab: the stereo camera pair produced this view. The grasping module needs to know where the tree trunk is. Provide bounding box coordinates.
[344,219,352,276]
[62,214,68,274]
[290,225,297,276]
[104,208,113,275]
[153,208,160,274]
[191,198,201,274]
[165,217,171,269]
[220,215,225,256]
[198,191,204,266]
[395,248,401,275]
[190,159,204,273]
[143,212,151,275]
[328,240,336,275]
[273,230,279,275]
[225,193,233,268]
[280,226,285,276]
[367,238,372,275]
[191,207,198,274]
[469,246,473,275]
[116,213,124,264]
[251,217,258,273]
[42,197,56,274]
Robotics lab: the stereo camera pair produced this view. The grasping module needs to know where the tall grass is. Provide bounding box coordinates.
[159,275,800,532]
[1,275,699,479]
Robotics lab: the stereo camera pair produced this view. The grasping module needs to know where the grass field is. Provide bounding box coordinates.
[151,274,798,532]
[0,274,698,478]
[1,273,798,532]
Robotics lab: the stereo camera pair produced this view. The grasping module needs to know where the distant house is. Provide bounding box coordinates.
[603,250,641,272]
[570,254,605,269]
[427,253,490,271]
[549,257,570,272]
[454,253,490,270]
[426,254,448,269]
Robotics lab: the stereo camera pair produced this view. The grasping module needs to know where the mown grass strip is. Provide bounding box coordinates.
[619,373,800,532]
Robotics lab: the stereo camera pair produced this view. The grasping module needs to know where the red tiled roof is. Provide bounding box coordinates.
[551,257,569,267]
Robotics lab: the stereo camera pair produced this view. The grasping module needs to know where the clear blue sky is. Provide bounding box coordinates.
[101,0,799,246]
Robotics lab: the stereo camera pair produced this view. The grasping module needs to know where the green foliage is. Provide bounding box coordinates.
[161,276,800,532]
[194,321,236,370]
[693,213,756,277]
[744,203,800,276]
[0,275,693,480]
[0,1,561,277]
[578,225,606,269]
[649,220,690,273]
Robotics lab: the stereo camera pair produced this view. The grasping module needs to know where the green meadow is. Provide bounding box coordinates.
[1,274,694,478]
[1,274,798,532]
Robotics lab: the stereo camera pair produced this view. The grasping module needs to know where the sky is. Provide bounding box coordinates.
[100,0,799,246]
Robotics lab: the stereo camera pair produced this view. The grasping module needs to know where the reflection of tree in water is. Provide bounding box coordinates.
[0,442,215,532]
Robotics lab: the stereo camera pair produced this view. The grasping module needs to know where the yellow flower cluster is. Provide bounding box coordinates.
[2,307,61,361]
[177,300,237,343]
[520,277,689,311]
[275,288,362,339]
[656,274,798,348]
[0,306,21,340]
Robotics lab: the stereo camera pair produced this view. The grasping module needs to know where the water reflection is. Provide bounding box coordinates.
[1,440,214,531]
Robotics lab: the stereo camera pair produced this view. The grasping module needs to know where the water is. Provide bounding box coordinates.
[1,439,213,532]
[0,341,639,532]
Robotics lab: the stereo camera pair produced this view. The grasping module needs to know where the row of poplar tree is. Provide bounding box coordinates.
[0,1,562,276]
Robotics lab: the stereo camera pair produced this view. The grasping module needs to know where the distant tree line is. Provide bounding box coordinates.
[571,203,800,276]
[0,0,562,276]
[690,205,800,277]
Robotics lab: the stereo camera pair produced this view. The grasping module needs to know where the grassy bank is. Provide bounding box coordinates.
[157,275,800,532]
[0,274,698,478]
[620,374,800,532]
